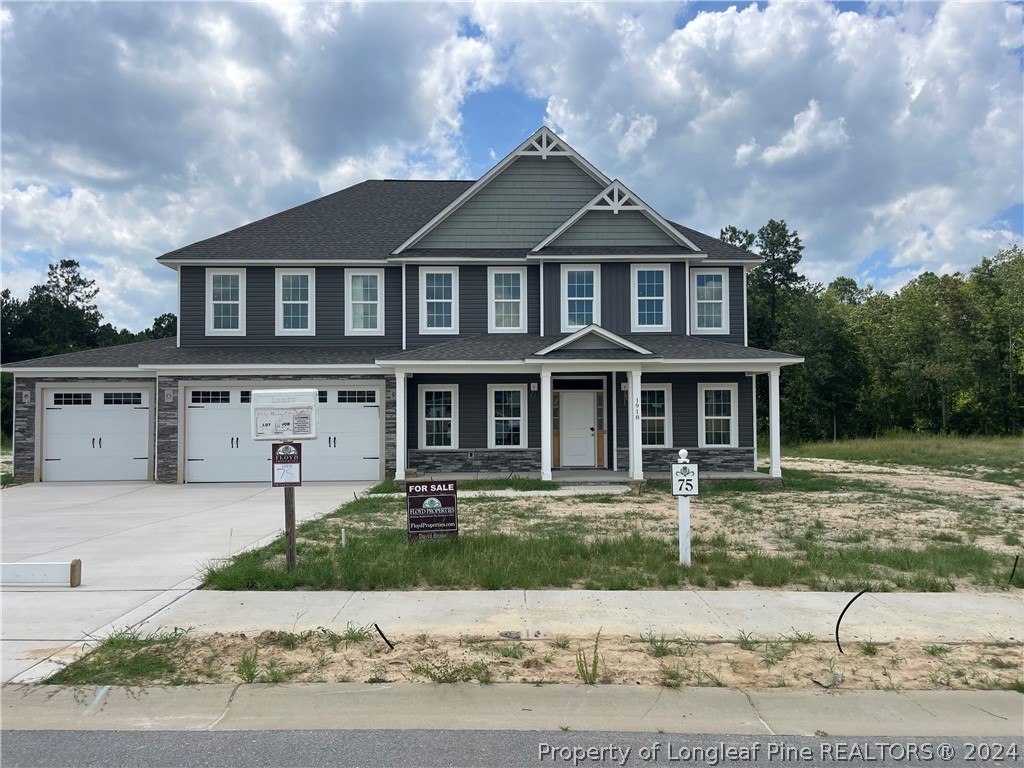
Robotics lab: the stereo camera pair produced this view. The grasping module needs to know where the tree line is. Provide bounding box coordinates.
[1,260,176,439]
[724,223,1024,440]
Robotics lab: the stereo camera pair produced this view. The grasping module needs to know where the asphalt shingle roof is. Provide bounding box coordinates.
[157,180,474,263]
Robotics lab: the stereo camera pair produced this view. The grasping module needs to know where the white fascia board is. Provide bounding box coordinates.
[160,259,387,268]
[0,367,154,376]
[140,364,384,375]
[393,126,611,254]
[655,359,804,373]
[532,359,662,371]
[374,362,540,374]
[387,257,528,265]
[526,253,707,262]
[535,324,653,356]
[709,259,765,267]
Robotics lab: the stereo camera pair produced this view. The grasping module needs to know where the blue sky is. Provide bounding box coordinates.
[2,1,1021,331]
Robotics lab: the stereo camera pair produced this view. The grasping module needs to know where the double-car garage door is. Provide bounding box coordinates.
[184,386,381,483]
[37,384,382,483]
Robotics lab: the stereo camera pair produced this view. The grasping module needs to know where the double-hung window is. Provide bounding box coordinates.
[631,265,671,332]
[487,267,526,333]
[690,268,729,334]
[276,268,315,335]
[419,385,458,449]
[205,269,246,336]
[487,384,527,449]
[697,383,738,448]
[420,268,459,334]
[561,264,600,332]
[346,269,384,336]
[640,384,672,447]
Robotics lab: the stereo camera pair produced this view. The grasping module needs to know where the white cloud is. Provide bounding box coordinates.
[1,0,1021,335]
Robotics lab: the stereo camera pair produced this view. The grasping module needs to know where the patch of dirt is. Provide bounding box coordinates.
[108,629,1024,692]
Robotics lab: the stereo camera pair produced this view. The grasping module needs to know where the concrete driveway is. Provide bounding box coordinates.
[1,481,370,683]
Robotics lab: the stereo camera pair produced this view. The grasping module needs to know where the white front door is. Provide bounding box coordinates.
[560,391,596,467]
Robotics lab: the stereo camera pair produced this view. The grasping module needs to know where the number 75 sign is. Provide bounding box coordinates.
[671,463,700,496]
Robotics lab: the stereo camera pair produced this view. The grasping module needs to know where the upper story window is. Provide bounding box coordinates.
[487,267,526,333]
[631,265,671,332]
[690,268,730,335]
[276,268,315,336]
[346,269,384,336]
[697,383,738,448]
[205,269,246,336]
[419,267,459,335]
[561,264,601,332]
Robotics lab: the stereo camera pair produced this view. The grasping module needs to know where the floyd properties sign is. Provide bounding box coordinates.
[406,481,458,540]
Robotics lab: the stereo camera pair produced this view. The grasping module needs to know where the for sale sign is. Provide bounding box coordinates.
[406,481,458,541]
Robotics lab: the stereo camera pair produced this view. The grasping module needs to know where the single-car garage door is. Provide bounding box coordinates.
[42,388,153,481]
[185,387,381,483]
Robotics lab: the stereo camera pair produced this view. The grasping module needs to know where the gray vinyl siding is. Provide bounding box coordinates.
[672,262,687,333]
[416,156,604,249]
[179,266,401,347]
[406,265,540,348]
[551,210,678,247]
[614,372,753,450]
[542,263,559,336]
[407,374,541,450]
[600,263,630,336]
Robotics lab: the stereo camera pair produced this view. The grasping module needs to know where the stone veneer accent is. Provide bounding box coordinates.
[12,376,154,484]
[616,447,755,474]
[157,375,394,483]
[408,449,541,475]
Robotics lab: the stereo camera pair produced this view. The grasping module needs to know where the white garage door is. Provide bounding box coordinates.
[185,387,381,483]
[42,388,153,481]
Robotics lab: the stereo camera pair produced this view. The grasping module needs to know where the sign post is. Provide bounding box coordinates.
[252,390,318,574]
[671,449,700,566]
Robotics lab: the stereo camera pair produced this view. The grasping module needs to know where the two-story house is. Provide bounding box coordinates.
[7,127,802,485]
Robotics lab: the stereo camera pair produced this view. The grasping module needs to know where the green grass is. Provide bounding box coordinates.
[46,627,198,686]
[366,477,560,494]
[784,434,1024,485]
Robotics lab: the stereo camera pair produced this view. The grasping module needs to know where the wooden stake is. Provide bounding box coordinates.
[285,485,296,573]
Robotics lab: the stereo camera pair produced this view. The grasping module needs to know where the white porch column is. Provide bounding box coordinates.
[628,368,643,481]
[749,373,758,471]
[394,370,407,480]
[540,370,553,481]
[769,368,781,479]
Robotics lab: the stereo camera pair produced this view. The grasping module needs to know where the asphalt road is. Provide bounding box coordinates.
[3,730,1021,768]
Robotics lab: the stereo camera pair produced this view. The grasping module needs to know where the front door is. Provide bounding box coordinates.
[560,391,596,467]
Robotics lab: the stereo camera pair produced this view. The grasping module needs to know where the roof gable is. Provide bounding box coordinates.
[534,325,653,356]
[534,180,699,253]
[394,126,611,253]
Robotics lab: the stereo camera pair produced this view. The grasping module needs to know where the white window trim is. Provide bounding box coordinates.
[631,265,671,333]
[205,268,246,336]
[419,384,459,450]
[345,268,385,337]
[275,268,316,336]
[419,267,460,335]
[640,383,672,447]
[560,263,601,332]
[487,384,528,449]
[697,383,739,448]
[487,266,527,334]
[690,268,730,335]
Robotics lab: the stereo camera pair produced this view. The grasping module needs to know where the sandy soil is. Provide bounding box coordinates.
[156,629,1024,691]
